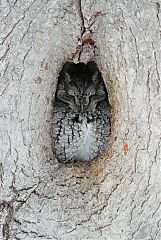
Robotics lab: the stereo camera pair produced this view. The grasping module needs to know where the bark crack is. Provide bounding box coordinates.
[1,17,25,45]
[2,182,40,239]
[146,70,153,153]
[130,222,143,240]
[71,0,105,62]
[152,42,160,95]
[129,27,140,66]
[2,203,14,240]
[156,2,161,37]
[78,0,85,37]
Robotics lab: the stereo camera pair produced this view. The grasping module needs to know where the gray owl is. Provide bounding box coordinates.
[52,70,111,163]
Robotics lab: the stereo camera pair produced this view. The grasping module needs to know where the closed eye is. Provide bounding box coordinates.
[84,88,95,97]
[68,89,75,96]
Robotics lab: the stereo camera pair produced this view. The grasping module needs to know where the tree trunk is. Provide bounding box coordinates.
[0,0,161,239]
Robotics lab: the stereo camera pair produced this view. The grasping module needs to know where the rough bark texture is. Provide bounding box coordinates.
[0,0,161,239]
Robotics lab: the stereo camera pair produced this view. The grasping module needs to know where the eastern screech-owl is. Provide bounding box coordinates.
[52,70,111,163]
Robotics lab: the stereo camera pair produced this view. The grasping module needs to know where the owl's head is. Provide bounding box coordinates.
[56,71,106,113]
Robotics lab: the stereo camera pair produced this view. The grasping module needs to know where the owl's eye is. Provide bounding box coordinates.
[84,88,95,97]
[68,89,75,96]
[84,92,90,97]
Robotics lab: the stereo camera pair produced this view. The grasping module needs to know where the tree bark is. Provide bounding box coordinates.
[0,0,161,239]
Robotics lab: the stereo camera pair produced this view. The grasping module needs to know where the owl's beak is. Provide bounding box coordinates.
[81,103,84,114]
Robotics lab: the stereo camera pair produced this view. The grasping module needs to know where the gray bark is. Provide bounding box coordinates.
[0,0,161,239]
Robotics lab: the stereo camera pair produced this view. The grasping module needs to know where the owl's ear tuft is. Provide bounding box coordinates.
[63,72,71,83]
[92,71,99,84]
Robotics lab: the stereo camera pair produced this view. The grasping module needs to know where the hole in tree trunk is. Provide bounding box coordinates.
[52,62,112,163]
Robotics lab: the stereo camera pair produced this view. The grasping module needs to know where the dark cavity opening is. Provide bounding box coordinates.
[52,62,112,163]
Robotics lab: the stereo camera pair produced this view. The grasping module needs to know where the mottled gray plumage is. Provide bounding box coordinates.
[52,70,111,163]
